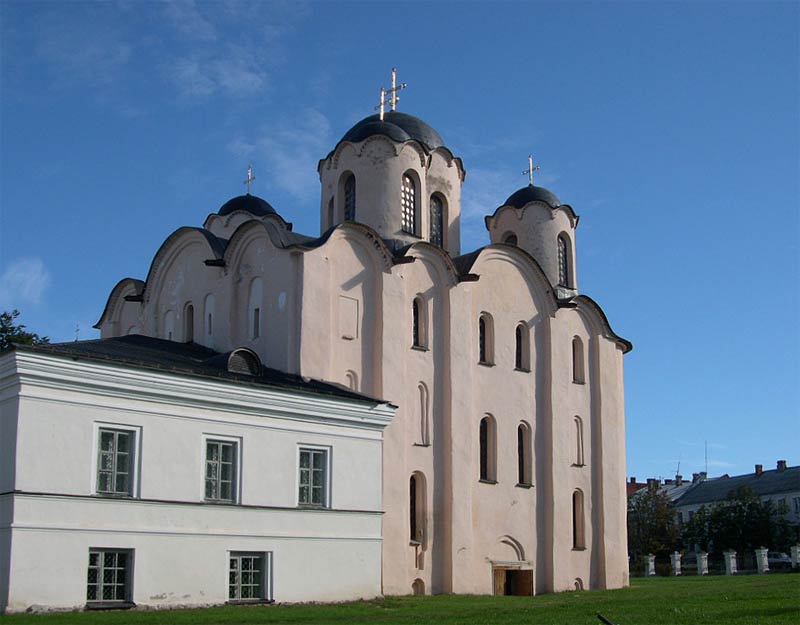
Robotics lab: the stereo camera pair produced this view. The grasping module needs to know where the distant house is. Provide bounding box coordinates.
[0,336,395,612]
[674,462,800,524]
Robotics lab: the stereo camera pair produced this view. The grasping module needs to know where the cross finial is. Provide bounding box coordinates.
[374,67,407,121]
[244,165,256,194]
[522,154,540,186]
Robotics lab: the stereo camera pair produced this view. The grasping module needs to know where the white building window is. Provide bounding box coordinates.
[298,447,329,507]
[412,296,427,349]
[517,422,532,486]
[478,313,494,365]
[205,440,237,503]
[558,234,572,287]
[229,552,272,602]
[97,428,134,496]
[184,303,194,342]
[87,549,132,604]
[515,322,530,371]
[343,173,356,221]
[479,415,497,482]
[409,472,427,546]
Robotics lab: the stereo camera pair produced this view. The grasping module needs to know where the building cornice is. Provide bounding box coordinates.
[2,351,395,431]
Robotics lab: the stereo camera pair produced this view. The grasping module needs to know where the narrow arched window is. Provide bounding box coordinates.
[344,174,356,221]
[418,383,430,445]
[479,416,497,482]
[478,313,494,365]
[429,195,444,247]
[412,296,427,348]
[327,197,334,228]
[410,472,426,545]
[517,422,532,486]
[572,336,585,383]
[345,370,358,391]
[401,173,417,235]
[204,293,215,344]
[558,234,570,287]
[574,417,585,466]
[184,303,194,342]
[573,489,585,549]
[163,310,175,341]
[248,277,263,340]
[503,232,518,246]
[515,323,530,371]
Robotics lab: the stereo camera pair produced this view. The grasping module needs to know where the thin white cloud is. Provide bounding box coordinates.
[229,109,331,201]
[0,258,51,309]
[161,0,217,42]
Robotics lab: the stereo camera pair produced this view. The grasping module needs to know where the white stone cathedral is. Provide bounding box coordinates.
[95,100,632,597]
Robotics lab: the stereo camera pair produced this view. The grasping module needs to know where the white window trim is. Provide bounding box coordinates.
[91,422,143,498]
[228,551,273,603]
[202,433,243,504]
[296,444,332,508]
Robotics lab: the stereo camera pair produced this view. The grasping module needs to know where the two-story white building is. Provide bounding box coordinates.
[0,335,395,612]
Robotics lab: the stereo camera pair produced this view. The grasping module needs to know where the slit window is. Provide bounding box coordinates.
[429,195,444,246]
[344,174,356,221]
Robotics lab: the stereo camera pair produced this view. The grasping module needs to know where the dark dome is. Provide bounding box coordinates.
[218,194,277,217]
[341,111,445,150]
[504,184,561,209]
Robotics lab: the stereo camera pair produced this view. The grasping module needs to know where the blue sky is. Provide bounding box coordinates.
[1,1,797,481]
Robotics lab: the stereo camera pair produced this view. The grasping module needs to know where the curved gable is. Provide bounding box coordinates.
[94,278,144,329]
[570,294,632,353]
[143,227,225,305]
[460,245,559,317]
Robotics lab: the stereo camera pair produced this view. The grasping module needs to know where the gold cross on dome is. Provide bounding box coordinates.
[374,67,408,121]
[243,165,256,194]
[522,155,540,185]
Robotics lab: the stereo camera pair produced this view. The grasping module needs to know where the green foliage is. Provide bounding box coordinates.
[0,309,49,351]
[627,484,680,565]
[682,486,799,557]
[1,575,799,625]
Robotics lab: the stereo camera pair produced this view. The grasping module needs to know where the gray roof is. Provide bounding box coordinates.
[7,335,384,405]
[340,111,445,151]
[675,466,800,507]
[504,184,561,209]
[218,194,278,217]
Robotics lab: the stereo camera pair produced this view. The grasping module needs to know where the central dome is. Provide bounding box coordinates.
[504,184,561,209]
[340,111,445,150]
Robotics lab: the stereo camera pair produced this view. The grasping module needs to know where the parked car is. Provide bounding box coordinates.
[767,552,792,570]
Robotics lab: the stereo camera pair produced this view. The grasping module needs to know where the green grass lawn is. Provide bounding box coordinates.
[5,574,799,625]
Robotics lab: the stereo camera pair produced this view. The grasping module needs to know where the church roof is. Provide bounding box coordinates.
[340,111,445,151]
[504,184,561,209]
[8,335,384,405]
[218,194,278,217]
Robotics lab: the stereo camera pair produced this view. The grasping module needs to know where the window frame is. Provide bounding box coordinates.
[297,445,331,508]
[572,489,586,550]
[401,171,419,236]
[86,548,134,607]
[228,551,273,603]
[203,435,241,504]
[479,415,497,483]
[515,322,530,372]
[572,336,585,384]
[429,194,445,247]
[517,422,532,487]
[411,296,428,350]
[93,423,141,498]
[478,313,495,366]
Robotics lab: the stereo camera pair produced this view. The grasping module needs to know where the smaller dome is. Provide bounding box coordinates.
[503,184,561,209]
[218,194,277,217]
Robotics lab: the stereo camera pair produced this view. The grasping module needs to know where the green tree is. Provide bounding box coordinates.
[682,486,799,560]
[0,309,49,351]
[627,484,680,566]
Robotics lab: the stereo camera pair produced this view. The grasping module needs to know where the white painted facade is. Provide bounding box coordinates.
[0,348,394,612]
